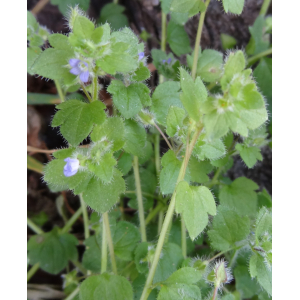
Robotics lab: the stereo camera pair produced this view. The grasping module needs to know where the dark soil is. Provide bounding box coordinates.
[27,0,272,288]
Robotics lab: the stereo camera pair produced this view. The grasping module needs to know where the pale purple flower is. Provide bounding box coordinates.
[63,158,80,177]
[69,58,90,83]
[162,58,172,64]
[138,52,145,60]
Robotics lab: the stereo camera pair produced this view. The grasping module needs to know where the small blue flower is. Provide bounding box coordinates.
[138,52,145,60]
[69,59,90,83]
[162,58,172,64]
[63,157,80,177]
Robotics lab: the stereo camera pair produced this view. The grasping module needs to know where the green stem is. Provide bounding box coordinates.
[158,211,164,235]
[92,76,98,101]
[72,260,87,275]
[191,0,211,80]
[211,286,218,300]
[140,126,203,300]
[103,212,118,275]
[260,0,271,16]
[247,48,272,66]
[154,134,160,176]
[133,156,147,242]
[145,202,164,225]
[61,207,83,234]
[152,122,173,150]
[80,84,92,103]
[181,218,187,258]
[207,167,222,188]
[208,250,227,262]
[79,195,89,240]
[54,80,65,102]
[27,217,44,234]
[229,249,238,268]
[27,263,39,281]
[159,12,167,84]
[64,286,80,300]
[101,216,108,273]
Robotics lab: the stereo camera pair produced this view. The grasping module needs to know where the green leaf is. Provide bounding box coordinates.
[164,267,203,285]
[253,58,272,120]
[170,0,207,17]
[112,221,140,261]
[51,0,89,16]
[123,120,147,157]
[247,16,270,56]
[193,136,226,161]
[171,12,189,25]
[188,156,213,183]
[52,100,106,145]
[255,207,272,241]
[91,116,125,152]
[208,205,250,251]
[28,229,78,274]
[27,47,42,74]
[234,265,261,298]
[160,151,190,195]
[221,51,246,91]
[222,0,245,15]
[153,243,183,283]
[107,81,150,118]
[249,253,272,295]
[132,62,151,82]
[151,81,182,126]
[73,15,94,40]
[48,33,72,50]
[157,284,201,300]
[134,242,150,274]
[179,68,207,121]
[235,143,262,168]
[175,181,216,240]
[220,33,237,50]
[27,11,39,31]
[167,20,191,56]
[31,48,74,80]
[219,177,258,216]
[82,235,102,273]
[160,0,172,14]
[82,169,125,213]
[87,152,117,183]
[99,3,129,30]
[196,49,223,82]
[257,189,272,209]
[116,152,132,175]
[166,106,186,137]
[79,273,133,300]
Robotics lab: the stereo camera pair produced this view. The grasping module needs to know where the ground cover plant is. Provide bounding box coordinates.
[27,0,272,299]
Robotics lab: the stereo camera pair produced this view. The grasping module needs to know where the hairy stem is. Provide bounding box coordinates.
[27,217,44,234]
[133,156,147,242]
[54,80,65,103]
[140,126,203,300]
[191,0,211,80]
[211,286,218,300]
[80,84,93,103]
[31,0,49,15]
[79,195,89,240]
[61,207,83,234]
[152,122,173,150]
[64,286,80,300]
[158,211,164,235]
[27,263,39,282]
[72,260,87,275]
[103,212,118,274]
[260,0,271,16]
[159,12,167,84]
[101,217,108,273]
[145,202,164,225]
[92,76,98,101]
[247,48,272,66]
[181,218,187,258]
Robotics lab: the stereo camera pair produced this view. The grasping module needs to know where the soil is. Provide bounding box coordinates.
[27,0,272,289]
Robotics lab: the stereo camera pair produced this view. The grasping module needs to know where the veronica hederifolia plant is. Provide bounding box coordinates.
[27,1,272,299]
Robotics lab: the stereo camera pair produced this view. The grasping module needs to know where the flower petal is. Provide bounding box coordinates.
[138,52,144,60]
[167,58,172,64]
[70,67,81,75]
[80,71,90,83]
[69,58,80,67]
